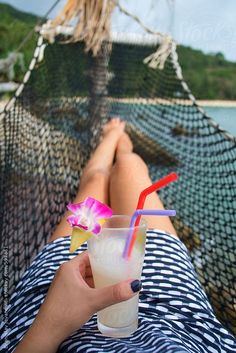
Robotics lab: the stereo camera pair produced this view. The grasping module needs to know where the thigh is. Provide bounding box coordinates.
[109,153,177,236]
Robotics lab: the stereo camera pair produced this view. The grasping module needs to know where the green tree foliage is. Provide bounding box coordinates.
[0,3,38,82]
[0,3,236,100]
[177,46,236,99]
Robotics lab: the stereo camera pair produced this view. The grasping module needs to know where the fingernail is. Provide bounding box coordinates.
[130,280,142,293]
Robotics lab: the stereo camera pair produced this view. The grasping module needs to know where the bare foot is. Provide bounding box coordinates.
[82,118,126,177]
[102,117,125,140]
[116,132,133,155]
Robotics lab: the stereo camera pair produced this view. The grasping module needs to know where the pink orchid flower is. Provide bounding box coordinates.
[67,197,112,235]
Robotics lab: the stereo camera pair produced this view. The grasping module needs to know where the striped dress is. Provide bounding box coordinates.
[1,230,236,352]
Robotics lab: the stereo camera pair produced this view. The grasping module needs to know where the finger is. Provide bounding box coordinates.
[85,276,95,288]
[70,251,90,266]
[85,266,93,277]
[70,251,90,271]
[93,279,142,312]
[78,253,93,279]
[70,251,91,279]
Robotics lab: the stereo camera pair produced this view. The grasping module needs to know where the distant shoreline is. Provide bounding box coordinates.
[1,98,236,113]
[108,98,236,107]
[196,100,236,107]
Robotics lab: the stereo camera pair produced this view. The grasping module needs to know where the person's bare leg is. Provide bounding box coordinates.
[109,133,178,237]
[49,118,125,242]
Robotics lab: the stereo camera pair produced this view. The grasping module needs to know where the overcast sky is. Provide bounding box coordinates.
[2,0,236,62]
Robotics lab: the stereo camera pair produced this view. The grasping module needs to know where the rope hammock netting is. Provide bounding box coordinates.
[0,0,236,337]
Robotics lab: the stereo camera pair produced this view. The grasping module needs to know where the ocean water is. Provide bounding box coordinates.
[203,106,236,137]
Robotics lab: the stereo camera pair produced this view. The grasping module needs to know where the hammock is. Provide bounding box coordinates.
[0,33,236,337]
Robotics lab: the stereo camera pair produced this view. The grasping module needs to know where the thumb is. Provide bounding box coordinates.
[93,280,142,312]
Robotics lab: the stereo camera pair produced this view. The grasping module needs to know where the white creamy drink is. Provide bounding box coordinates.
[87,216,146,337]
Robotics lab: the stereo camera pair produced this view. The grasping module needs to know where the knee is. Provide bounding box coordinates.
[113,153,149,175]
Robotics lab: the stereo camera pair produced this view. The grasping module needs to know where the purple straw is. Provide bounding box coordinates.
[122,209,176,259]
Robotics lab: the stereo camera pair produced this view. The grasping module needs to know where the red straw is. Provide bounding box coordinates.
[127,172,178,257]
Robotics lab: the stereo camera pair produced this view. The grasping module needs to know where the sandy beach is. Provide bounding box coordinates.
[197,100,236,107]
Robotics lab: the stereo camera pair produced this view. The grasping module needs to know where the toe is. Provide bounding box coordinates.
[113,117,120,126]
[102,117,125,136]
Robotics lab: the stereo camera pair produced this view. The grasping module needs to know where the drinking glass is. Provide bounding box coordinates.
[87,215,147,337]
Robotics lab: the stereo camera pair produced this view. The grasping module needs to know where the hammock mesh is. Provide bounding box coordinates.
[0,37,236,335]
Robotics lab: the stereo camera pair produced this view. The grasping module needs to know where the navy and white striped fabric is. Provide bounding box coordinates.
[1,230,236,352]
